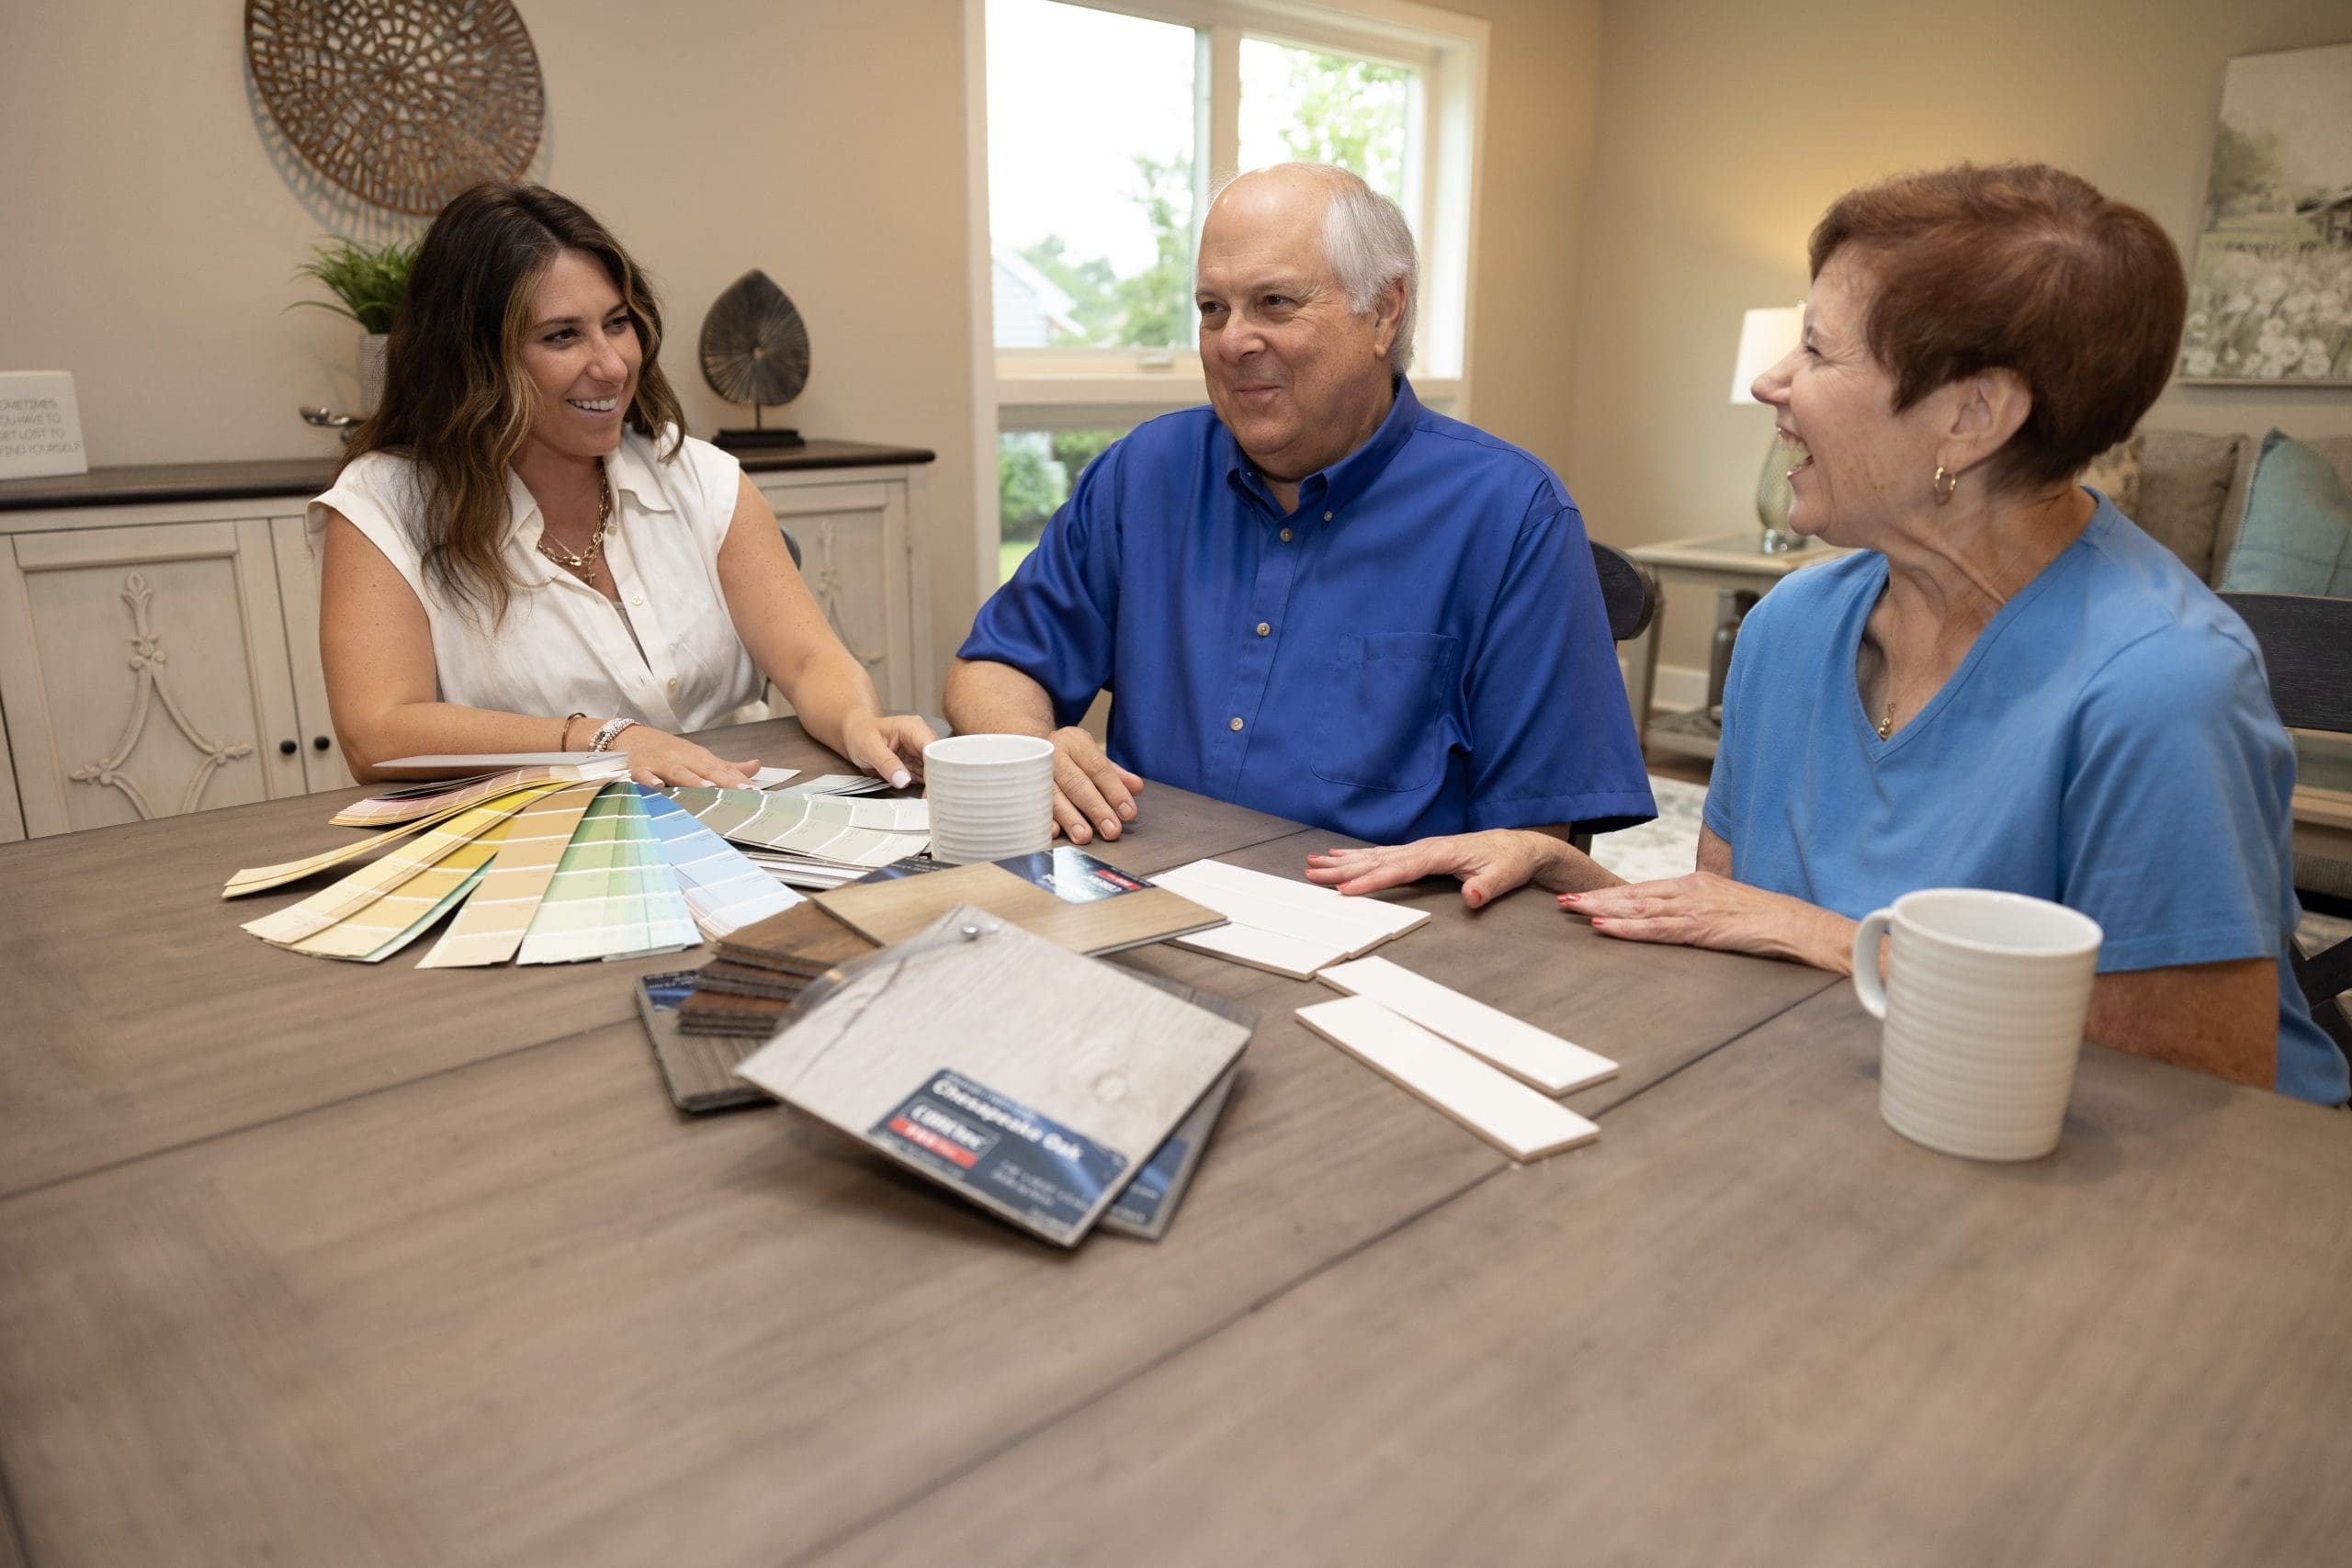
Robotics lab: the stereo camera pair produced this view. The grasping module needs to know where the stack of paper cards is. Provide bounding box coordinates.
[665,786,931,888]
[1151,858,1427,978]
[814,847,1225,955]
[735,906,1252,1247]
[1297,996,1599,1162]
[227,768,786,968]
[770,773,894,797]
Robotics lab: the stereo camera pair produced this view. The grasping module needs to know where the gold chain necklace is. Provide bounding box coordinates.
[536,458,613,581]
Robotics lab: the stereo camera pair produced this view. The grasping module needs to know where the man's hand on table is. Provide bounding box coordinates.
[1306,829,1616,908]
[1049,726,1145,845]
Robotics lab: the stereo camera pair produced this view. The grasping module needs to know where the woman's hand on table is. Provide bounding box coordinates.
[1050,727,1145,846]
[616,728,762,789]
[1305,829,1609,908]
[1563,872,1855,968]
[841,713,937,789]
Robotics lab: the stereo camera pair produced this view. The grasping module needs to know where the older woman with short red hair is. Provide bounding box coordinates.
[1309,163,2346,1105]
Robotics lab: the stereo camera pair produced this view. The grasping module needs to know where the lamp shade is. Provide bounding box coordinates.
[1729,305,1804,404]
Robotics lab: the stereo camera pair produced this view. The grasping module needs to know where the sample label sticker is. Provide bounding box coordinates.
[871,1069,1129,1245]
[998,847,1150,904]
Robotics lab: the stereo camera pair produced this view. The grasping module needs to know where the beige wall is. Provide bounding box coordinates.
[0,0,982,672]
[1565,0,2352,671]
[1448,0,1604,467]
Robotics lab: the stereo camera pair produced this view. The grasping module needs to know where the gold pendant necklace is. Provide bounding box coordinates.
[1877,699,1896,740]
[537,457,613,580]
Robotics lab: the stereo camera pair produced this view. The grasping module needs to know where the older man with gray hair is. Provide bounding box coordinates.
[948,162,1652,849]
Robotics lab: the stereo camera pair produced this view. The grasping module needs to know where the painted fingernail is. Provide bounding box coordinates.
[1589,918,1607,929]
[1465,889,1483,908]
[1562,894,1582,905]
[891,771,910,787]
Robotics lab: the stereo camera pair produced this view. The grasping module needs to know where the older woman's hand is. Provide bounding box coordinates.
[1563,872,1855,968]
[1306,829,1608,908]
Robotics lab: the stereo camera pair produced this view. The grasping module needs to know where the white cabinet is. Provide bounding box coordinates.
[0,513,348,837]
[755,466,934,716]
[0,446,933,838]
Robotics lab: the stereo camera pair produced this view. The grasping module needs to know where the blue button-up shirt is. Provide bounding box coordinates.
[959,378,1655,843]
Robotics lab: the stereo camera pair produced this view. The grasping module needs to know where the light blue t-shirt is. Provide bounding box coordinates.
[1704,496,2346,1105]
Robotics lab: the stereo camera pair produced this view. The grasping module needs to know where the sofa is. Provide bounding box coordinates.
[2124,427,2352,588]
[2123,428,2352,914]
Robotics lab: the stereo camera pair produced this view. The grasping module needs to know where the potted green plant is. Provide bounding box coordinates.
[291,235,421,412]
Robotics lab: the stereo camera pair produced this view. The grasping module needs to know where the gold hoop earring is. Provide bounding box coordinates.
[1931,464,1958,505]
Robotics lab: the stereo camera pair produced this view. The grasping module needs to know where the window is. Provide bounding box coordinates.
[996,428,1121,582]
[970,0,1487,588]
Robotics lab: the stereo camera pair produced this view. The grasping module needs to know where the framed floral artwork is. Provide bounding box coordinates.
[2178,41,2352,386]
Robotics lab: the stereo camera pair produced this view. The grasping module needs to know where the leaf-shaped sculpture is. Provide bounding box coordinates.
[699,270,811,411]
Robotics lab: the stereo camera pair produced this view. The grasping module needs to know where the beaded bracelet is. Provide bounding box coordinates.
[587,716,638,755]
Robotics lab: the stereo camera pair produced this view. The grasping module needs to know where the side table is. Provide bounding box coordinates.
[1623,531,1854,761]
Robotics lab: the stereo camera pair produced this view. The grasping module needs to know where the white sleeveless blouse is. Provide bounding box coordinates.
[308,427,767,733]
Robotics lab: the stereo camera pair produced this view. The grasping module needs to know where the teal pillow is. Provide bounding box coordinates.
[2218,430,2352,597]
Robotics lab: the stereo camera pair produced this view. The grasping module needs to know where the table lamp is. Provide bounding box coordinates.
[1730,305,1805,553]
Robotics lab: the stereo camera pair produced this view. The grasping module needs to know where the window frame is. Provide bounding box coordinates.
[966,0,1485,523]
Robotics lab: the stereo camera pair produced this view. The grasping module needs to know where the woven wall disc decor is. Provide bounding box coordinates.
[246,0,547,217]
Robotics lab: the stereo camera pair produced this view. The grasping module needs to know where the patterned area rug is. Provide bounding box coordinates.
[1585,775,1707,885]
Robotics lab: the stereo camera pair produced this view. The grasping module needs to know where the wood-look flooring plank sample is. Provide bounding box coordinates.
[715,901,876,977]
[635,970,771,1112]
[1317,956,1620,1096]
[1295,996,1600,1162]
[736,907,1251,1247]
[815,850,1224,955]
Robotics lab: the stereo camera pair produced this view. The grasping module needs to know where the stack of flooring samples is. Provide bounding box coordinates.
[227,766,787,966]
[639,953,1250,1242]
[635,968,775,1112]
[814,847,1226,955]
[736,907,1252,1247]
[1296,959,1617,1163]
[675,902,880,1037]
[1151,858,1428,978]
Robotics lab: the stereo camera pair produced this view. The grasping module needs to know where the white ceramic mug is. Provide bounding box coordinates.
[922,734,1055,864]
[1850,888,2102,1162]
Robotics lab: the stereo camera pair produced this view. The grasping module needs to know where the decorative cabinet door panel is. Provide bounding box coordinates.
[269,513,355,792]
[0,521,308,836]
[0,709,23,842]
[756,479,915,712]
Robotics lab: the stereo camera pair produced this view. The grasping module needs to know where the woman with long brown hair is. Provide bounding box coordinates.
[310,182,932,786]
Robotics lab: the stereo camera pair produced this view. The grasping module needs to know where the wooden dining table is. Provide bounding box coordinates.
[1,717,2345,1567]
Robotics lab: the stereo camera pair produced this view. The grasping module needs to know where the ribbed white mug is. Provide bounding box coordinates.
[922,734,1055,865]
[1851,888,2102,1162]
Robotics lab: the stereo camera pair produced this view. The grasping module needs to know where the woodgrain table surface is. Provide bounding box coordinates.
[2,721,2340,1566]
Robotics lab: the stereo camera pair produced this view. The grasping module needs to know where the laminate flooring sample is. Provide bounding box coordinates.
[1295,996,1600,1162]
[815,850,1223,955]
[1317,955,1619,1095]
[736,907,1252,1246]
[1154,859,1425,977]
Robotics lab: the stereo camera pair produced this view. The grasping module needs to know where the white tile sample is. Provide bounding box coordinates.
[1295,996,1600,1161]
[1317,955,1619,1095]
[1173,919,1356,981]
[1155,858,1425,960]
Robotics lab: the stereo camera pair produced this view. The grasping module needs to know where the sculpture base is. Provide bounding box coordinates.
[714,428,806,451]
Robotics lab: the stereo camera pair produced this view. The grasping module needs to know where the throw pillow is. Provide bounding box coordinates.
[2217,430,2352,598]
[2077,434,2143,519]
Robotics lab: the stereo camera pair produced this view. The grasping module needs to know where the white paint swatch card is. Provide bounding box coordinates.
[1157,858,1425,976]
[1296,996,1600,1162]
[1317,956,1619,1096]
